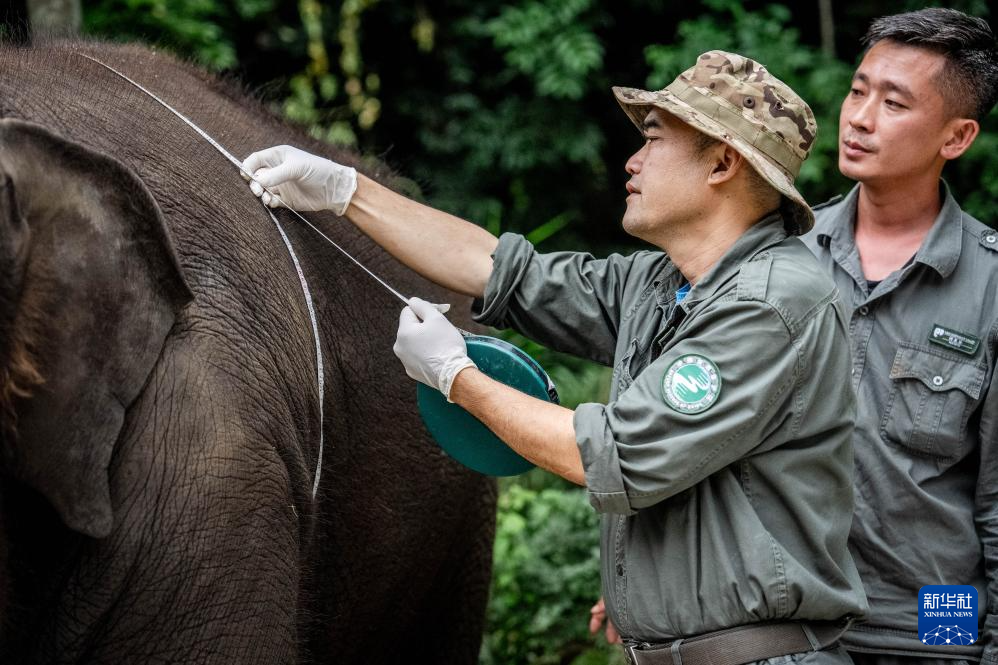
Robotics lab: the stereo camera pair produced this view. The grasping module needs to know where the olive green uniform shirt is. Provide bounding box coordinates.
[804,184,998,662]
[474,214,868,643]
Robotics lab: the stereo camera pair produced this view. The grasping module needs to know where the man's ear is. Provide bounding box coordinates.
[0,119,192,538]
[940,118,980,161]
[706,143,743,186]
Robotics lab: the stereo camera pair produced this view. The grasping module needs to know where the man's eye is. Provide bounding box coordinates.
[885,99,906,109]
[850,88,863,96]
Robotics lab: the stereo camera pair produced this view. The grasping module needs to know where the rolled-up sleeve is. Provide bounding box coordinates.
[574,297,800,514]
[575,402,634,514]
[473,232,662,366]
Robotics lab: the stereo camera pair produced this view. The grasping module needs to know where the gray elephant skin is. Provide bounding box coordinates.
[0,40,497,664]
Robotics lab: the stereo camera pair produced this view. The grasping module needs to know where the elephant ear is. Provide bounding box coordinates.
[0,119,192,538]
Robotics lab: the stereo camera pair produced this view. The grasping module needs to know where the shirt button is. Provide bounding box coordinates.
[986,234,997,244]
[858,306,870,316]
[851,367,856,376]
[616,563,624,576]
[932,375,944,386]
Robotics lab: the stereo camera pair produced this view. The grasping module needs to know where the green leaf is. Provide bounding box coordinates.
[525,212,572,246]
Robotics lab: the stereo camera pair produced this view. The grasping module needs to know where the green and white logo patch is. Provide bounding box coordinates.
[662,355,721,414]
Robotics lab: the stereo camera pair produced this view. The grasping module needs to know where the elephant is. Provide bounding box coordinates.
[0,39,497,664]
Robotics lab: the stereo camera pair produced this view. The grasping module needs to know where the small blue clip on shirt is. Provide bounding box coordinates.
[676,282,692,303]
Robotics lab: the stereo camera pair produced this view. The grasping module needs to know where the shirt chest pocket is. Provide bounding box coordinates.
[880,344,986,460]
[615,338,656,393]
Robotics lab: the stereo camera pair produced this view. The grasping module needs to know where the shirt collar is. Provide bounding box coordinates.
[816,181,964,278]
[682,212,788,307]
[913,181,964,278]
[815,185,859,250]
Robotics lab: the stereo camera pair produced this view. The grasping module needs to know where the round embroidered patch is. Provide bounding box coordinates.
[662,355,721,414]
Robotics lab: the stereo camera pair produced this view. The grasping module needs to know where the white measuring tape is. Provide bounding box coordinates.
[77,53,411,500]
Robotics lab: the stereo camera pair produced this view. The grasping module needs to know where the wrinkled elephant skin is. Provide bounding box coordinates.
[0,41,496,664]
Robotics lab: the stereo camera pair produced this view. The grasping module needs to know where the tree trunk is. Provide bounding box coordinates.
[819,0,836,58]
[27,0,80,37]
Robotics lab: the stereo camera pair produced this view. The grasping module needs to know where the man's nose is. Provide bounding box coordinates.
[625,145,645,175]
[845,96,875,133]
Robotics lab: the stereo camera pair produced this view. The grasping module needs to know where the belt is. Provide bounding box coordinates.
[624,619,853,665]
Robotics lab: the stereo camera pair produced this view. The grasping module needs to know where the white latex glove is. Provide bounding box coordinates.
[394,297,476,402]
[242,145,358,215]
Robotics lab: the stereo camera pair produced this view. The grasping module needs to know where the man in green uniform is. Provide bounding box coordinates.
[243,51,868,664]
[801,8,998,665]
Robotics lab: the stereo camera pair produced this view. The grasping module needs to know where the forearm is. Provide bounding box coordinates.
[347,174,499,298]
[450,367,585,485]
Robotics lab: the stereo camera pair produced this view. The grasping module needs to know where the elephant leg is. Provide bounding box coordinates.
[0,489,7,630]
[7,347,307,664]
[410,481,497,664]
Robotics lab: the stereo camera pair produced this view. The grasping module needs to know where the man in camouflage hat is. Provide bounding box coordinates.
[242,50,867,664]
[612,51,818,235]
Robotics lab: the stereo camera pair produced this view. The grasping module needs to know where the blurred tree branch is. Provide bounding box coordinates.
[819,0,835,57]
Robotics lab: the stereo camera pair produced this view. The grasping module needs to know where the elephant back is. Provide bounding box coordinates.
[0,40,496,664]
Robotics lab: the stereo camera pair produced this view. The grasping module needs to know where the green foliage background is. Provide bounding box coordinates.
[69,1,998,662]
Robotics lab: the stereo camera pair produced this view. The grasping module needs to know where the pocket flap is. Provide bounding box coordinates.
[890,344,986,398]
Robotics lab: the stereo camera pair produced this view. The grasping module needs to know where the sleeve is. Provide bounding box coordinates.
[976,325,998,663]
[473,232,660,366]
[573,297,800,515]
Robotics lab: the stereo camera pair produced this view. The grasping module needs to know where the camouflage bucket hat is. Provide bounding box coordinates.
[613,51,818,234]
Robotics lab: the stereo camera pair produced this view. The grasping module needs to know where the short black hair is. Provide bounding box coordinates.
[863,8,998,122]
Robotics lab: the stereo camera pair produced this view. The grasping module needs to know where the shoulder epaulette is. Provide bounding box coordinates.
[811,194,844,213]
[736,253,773,302]
[980,228,998,253]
